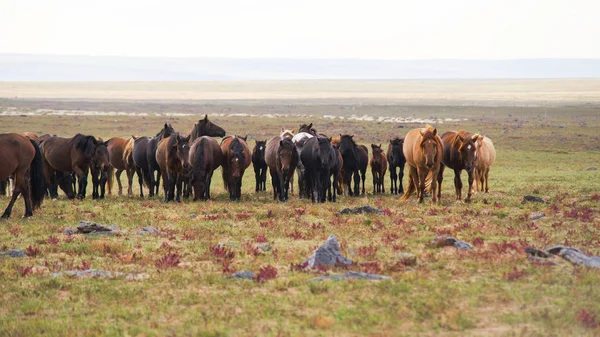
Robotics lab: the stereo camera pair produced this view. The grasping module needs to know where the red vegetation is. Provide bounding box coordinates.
[155,253,181,269]
[360,261,382,274]
[288,230,305,240]
[356,244,378,258]
[504,267,527,281]
[576,308,598,329]
[294,207,306,216]
[255,265,278,283]
[208,245,235,260]
[17,266,33,277]
[25,245,41,257]
[46,236,60,245]
[235,211,252,219]
[254,234,267,243]
[472,237,485,247]
[289,261,309,272]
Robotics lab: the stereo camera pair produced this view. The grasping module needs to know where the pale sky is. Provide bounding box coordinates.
[1,0,599,59]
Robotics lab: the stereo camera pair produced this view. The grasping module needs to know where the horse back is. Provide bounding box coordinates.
[0,133,35,179]
[41,135,75,172]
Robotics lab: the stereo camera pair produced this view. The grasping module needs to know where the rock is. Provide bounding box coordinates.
[0,249,26,258]
[311,271,391,281]
[432,236,473,251]
[76,221,116,234]
[303,234,352,270]
[339,206,384,215]
[521,195,547,204]
[189,213,198,219]
[139,226,161,235]
[395,253,417,266]
[51,269,148,279]
[217,242,238,249]
[229,270,255,280]
[546,245,600,269]
[587,167,597,171]
[530,212,546,220]
[125,273,150,281]
[31,265,51,276]
[62,228,77,235]
[255,243,271,252]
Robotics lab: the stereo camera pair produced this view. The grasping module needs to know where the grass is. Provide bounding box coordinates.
[0,87,599,336]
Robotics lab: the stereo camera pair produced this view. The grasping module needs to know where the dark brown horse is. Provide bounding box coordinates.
[189,115,226,142]
[401,125,443,204]
[252,140,268,192]
[220,136,251,201]
[357,145,368,195]
[189,136,223,201]
[266,137,298,202]
[338,135,361,196]
[370,144,387,194]
[300,136,336,203]
[106,136,137,196]
[387,136,406,195]
[90,138,110,199]
[0,133,45,218]
[436,130,480,203]
[298,123,317,136]
[42,134,101,199]
[132,124,175,197]
[156,133,191,202]
[330,143,344,198]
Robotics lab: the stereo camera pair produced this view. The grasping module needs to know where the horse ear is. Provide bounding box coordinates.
[308,123,313,129]
[204,114,208,121]
[432,128,437,137]
[279,140,284,147]
[291,129,295,134]
[185,135,191,142]
[379,143,382,148]
[419,129,425,136]
[328,137,332,142]
[104,140,110,147]
[281,127,284,132]
[164,123,168,129]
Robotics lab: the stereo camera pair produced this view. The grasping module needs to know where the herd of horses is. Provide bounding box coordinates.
[0,116,496,218]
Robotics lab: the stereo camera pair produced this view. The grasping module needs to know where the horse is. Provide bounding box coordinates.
[21,132,40,142]
[401,125,443,204]
[357,145,368,195]
[436,130,480,203]
[220,136,251,201]
[301,136,336,203]
[338,135,362,196]
[41,134,101,200]
[328,143,343,202]
[0,133,45,218]
[189,115,226,142]
[156,133,191,202]
[370,144,387,194]
[252,140,268,192]
[280,128,295,139]
[106,136,137,196]
[90,138,110,199]
[132,123,175,197]
[472,135,495,193]
[266,137,298,202]
[189,136,223,201]
[298,123,317,136]
[292,131,314,198]
[387,137,406,195]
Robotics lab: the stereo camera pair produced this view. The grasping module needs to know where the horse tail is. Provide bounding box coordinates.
[106,165,114,194]
[143,170,151,188]
[400,172,415,201]
[28,138,45,209]
[424,171,434,193]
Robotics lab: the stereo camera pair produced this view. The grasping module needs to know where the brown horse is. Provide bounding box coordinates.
[220,136,251,201]
[472,135,496,193]
[0,134,45,218]
[21,132,40,142]
[132,124,176,198]
[189,136,223,201]
[156,133,191,202]
[41,134,101,199]
[266,137,299,202]
[106,136,137,196]
[357,145,369,195]
[436,130,480,203]
[89,138,110,199]
[401,125,443,204]
[189,115,226,142]
[370,144,387,194]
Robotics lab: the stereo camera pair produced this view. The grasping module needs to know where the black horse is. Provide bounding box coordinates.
[301,136,336,203]
[387,136,406,195]
[328,145,342,202]
[132,124,175,197]
[339,134,362,197]
[252,140,268,192]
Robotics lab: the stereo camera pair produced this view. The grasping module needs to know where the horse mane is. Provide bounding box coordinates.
[229,137,245,161]
[73,134,97,156]
[192,137,207,183]
[420,125,443,149]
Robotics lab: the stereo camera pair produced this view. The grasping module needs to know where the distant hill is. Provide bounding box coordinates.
[1,54,599,81]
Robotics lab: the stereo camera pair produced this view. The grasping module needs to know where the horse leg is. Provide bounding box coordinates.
[91,169,99,200]
[21,170,33,217]
[100,171,107,199]
[407,165,418,200]
[353,170,360,197]
[115,169,123,196]
[418,169,427,204]
[399,164,405,195]
[254,167,260,192]
[155,169,161,197]
[1,187,21,219]
[437,165,445,201]
[372,168,377,194]
[381,169,385,194]
[484,168,490,193]
[454,169,463,201]
[136,167,145,198]
[290,173,294,196]
[430,168,440,205]
[465,169,474,203]
[278,172,286,202]
[175,174,182,202]
[361,170,366,195]
[270,169,277,200]
[0,180,6,196]
[162,170,170,202]
[207,170,214,200]
[74,167,88,200]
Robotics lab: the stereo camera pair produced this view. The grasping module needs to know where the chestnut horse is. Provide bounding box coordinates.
[387,136,406,195]
[370,144,387,194]
[156,133,191,202]
[189,136,223,201]
[0,133,45,218]
[436,131,480,203]
[106,136,137,196]
[42,134,101,200]
[90,138,110,199]
[189,115,226,142]
[266,137,298,202]
[401,126,443,204]
[252,140,268,192]
[473,135,496,193]
[220,136,251,201]
[132,123,175,197]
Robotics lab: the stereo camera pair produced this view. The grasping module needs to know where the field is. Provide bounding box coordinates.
[1,80,600,336]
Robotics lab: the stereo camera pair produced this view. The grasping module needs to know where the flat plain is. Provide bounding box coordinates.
[1,80,599,336]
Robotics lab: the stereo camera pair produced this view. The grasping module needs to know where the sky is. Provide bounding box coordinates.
[1,0,599,59]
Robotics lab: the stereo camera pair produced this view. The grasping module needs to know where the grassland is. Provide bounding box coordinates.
[0,80,599,336]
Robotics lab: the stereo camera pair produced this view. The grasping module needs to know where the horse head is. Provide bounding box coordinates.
[456,132,479,171]
[371,143,383,156]
[173,134,191,171]
[389,137,404,164]
[278,138,297,178]
[157,123,176,139]
[280,128,295,139]
[419,127,439,169]
[196,115,226,138]
[93,138,111,175]
[299,123,317,136]
[254,140,267,162]
[229,138,246,180]
[316,136,333,168]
